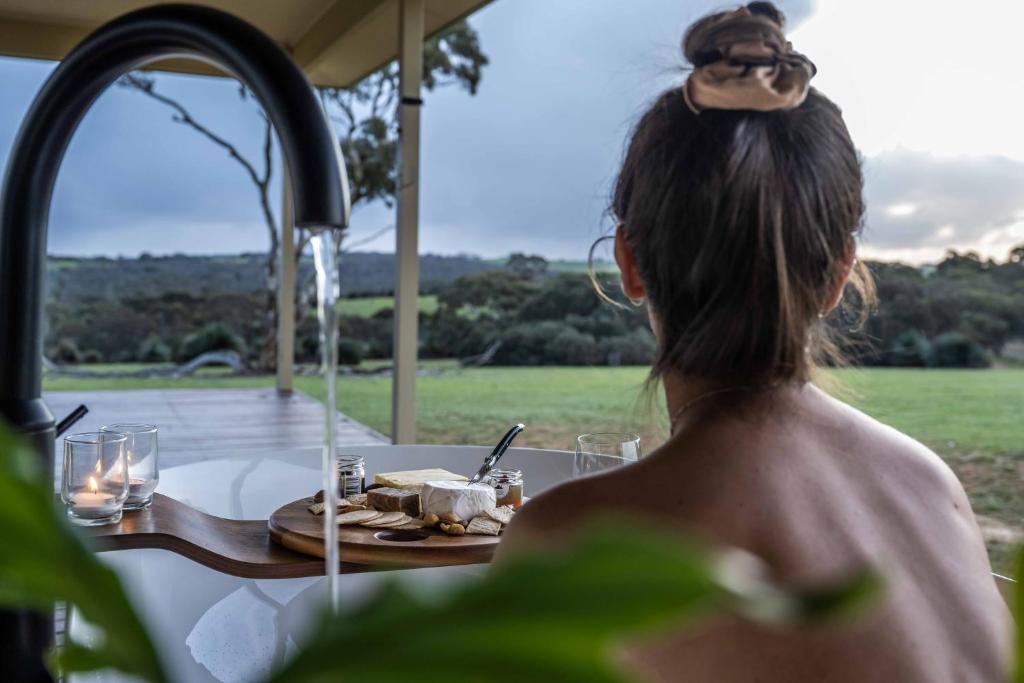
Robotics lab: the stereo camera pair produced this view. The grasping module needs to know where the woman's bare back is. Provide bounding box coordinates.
[499,384,1010,682]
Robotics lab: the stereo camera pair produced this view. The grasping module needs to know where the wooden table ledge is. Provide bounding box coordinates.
[82,493,377,579]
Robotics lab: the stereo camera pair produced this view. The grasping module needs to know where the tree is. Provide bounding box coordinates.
[1009,244,1024,265]
[119,20,488,370]
[506,253,549,279]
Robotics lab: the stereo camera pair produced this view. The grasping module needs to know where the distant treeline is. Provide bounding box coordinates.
[44,249,1024,368]
[46,251,499,304]
[842,249,1024,368]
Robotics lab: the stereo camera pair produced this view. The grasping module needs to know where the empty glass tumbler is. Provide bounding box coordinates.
[573,432,642,479]
[100,423,159,510]
[62,431,129,526]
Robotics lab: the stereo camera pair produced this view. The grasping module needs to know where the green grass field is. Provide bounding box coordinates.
[42,365,1023,573]
[44,366,1024,455]
[337,295,437,317]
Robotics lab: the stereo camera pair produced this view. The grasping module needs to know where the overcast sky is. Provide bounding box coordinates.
[1,0,1022,264]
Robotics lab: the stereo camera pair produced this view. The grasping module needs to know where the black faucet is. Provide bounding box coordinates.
[0,5,350,679]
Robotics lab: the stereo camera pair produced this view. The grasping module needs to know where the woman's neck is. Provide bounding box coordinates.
[663,373,803,435]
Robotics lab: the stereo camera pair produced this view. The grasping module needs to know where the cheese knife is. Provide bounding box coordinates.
[469,423,525,484]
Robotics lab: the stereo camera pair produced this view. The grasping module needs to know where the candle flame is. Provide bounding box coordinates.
[94,459,101,473]
[88,476,98,493]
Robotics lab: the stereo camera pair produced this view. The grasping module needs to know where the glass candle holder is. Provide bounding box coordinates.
[100,423,159,510]
[62,432,129,526]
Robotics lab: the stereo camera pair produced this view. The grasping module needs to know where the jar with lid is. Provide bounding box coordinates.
[336,454,366,497]
[484,468,524,509]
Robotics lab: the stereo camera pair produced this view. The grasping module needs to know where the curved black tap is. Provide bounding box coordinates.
[0,5,350,678]
[0,3,350,454]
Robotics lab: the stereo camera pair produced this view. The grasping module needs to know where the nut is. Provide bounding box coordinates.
[438,511,463,525]
[439,522,466,536]
[423,512,440,527]
[313,489,325,503]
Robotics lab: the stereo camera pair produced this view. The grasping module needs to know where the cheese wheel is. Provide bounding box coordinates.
[373,468,467,491]
[420,481,496,522]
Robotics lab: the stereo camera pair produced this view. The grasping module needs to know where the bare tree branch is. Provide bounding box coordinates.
[120,74,264,190]
[342,224,394,253]
[119,72,283,370]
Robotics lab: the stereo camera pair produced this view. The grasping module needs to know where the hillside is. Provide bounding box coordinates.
[46,251,500,303]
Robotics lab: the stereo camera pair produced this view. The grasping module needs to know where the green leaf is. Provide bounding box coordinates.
[268,526,880,683]
[0,420,168,682]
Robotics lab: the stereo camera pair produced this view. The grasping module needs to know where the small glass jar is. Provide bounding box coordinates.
[336,454,366,498]
[485,469,524,509]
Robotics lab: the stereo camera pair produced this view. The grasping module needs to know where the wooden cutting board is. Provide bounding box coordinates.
[268,497,501,568]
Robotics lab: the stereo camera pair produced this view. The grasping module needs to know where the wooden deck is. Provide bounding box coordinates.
[45,388,388,468]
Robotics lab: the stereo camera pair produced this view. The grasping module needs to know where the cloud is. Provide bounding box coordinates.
[860,150,1024,262]
[793,0,1024,160]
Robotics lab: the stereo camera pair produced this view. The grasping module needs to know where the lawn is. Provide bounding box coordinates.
[44,365,1024,455]
[43,365,1023,574]
[337,294,437,317]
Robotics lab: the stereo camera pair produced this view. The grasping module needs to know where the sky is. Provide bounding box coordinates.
[1,0,1022,264]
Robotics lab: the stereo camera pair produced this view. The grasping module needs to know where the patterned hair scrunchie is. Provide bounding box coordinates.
[682,6,816,114]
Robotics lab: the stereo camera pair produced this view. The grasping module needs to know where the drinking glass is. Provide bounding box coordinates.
[100,423,159,510]
[574,432,642,478]
[62,432,129,526]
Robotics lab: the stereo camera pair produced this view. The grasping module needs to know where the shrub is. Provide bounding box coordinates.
[492,322,564,365]
[177,323,245,362]
[885,330,931,367]
[517,273,602,322]
[421,312,496,359]
[337,338,364,366]
[548,327,602,365]
[929,332,989,368]
[337,314,392,360]
[493,322,602,366]
[137,335,172,363]
[80,349,104,364]
[297,332,320,363]
[599,330,657,365]
[52,338,82,364]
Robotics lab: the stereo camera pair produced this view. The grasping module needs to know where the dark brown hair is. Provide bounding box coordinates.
[611,1,873,385]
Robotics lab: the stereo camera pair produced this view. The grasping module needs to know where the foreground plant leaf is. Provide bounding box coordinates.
[269,526,880,683]
[0,421,168,683]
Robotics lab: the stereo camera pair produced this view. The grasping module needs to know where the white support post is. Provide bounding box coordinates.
[277,172,296,395]
[391,0,424,443]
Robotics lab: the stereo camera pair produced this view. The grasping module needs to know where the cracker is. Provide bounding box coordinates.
[308,499,353,515]
[481,506,514,525]
[336,510,383,525]
[360,511,408,527]
[465,516,502,536]
[395,518,427,530]
[371,515,416,529]
[348,493,368,507]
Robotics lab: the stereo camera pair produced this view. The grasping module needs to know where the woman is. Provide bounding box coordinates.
[498,3,1011,680]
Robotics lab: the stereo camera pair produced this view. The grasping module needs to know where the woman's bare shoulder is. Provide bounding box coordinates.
[497,475,620,558]
[821,389,971,507]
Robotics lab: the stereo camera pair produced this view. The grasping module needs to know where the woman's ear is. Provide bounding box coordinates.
[823,247,856,314]
[614,225,647,302]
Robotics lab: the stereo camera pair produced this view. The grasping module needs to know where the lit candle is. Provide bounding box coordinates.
[67,476,117,518]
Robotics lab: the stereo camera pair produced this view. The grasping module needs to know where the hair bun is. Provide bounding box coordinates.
[683,3,787,67]
[746,2,786,27]
[681,2,815,114]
